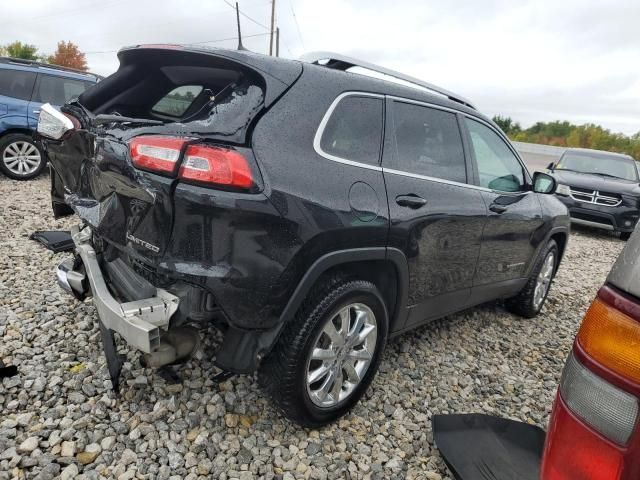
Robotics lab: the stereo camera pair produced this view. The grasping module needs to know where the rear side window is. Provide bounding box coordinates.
[319,95,383,166]
[389,101,466,183]
[0,69,37,101]
[152,85,204,117]
[465,118,525,192]
[33,75,92,105]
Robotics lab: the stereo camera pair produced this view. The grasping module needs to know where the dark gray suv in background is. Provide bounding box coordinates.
[549,148,640,240]
[39,46,569,425]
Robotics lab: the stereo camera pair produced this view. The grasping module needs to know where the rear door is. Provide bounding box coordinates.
[28,74,92,128]
[462,116,543,294]
[383,98,487,329]
[0,67,36,130]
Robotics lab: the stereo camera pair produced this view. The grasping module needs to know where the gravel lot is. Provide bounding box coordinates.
[0,173,626,480]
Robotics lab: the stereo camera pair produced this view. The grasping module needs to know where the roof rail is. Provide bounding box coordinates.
[300,51,476,110]
[0,57,103,80]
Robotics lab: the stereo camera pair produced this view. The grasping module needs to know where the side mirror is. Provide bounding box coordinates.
[547,162,555,171]
[533,172,557,194]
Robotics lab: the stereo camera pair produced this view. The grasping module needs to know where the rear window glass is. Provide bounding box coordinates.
[389,101,467,183]
[152,85,203,117]
[34,75,92,105]
[319,95,383,166]
[0,69,37,101]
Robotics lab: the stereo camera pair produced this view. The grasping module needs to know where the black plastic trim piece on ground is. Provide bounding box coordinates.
[29,230,74,253]
[432,413,545,480]
[0,360,18,379]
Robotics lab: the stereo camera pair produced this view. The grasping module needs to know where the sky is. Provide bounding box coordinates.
[2,0,638,135]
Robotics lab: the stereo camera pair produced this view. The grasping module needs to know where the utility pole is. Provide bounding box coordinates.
[235,2,246,50]
[275,27,280,57]
[269,0,276,56]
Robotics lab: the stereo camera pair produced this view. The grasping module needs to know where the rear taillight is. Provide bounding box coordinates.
[180,144,253,188]
[541,285,640,479]
[129,136,254,189]
[577,288,640,384]
[559,352,638,445]
[541,393,624,480]
[130,136,185,174]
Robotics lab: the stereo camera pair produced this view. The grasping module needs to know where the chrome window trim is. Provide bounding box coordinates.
[382,167,490,192]
[313,91,384,172]
[313,91,532,196]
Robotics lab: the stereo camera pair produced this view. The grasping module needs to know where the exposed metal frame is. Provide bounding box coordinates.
[300,51,476,110]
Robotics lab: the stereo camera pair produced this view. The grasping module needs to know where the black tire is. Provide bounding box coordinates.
[620,231,632,241]
[0,134,46,180]
[259,276,389,427]
[505,239,558,318]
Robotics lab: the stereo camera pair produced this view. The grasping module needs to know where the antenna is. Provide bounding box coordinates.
[235,2,247,51]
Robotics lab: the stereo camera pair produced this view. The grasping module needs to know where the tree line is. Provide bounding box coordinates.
[493,115,640,160]
[1,41,88,72]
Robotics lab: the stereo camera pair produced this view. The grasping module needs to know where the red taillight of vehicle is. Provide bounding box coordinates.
[541,393,624,480]
[179,144,253,188]
[577,286,640,384]
[129,136,186,174]
[540,284,640,480]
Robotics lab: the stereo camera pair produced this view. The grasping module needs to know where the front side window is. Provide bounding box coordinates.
[0,69,37,101]
[319,95,383,166]
[465,118,525,192]
[34,75,92,105]
[389,101,467,183]
[152,85,204,117]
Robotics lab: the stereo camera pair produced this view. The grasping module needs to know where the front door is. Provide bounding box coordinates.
[383,98,487,329]
[463,117,544,294]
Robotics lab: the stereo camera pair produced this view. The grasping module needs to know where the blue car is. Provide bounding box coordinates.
[0,57,99,180]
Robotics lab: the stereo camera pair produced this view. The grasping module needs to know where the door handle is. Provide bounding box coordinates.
[489,204,508,214]
[396,194,427,209]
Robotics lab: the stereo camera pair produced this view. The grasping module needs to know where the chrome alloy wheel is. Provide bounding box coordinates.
[533,251,555,310]
[2,141,41,176]
[306,303,378,408]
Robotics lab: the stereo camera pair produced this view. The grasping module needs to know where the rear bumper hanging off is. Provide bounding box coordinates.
[56,226,180,354]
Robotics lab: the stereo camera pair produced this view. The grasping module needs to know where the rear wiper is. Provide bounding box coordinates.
[92,114,164,127]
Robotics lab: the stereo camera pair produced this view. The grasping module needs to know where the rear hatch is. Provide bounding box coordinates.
[43,46,301,260]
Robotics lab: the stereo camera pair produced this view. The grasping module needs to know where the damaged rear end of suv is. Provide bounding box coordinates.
[39,45,302,391]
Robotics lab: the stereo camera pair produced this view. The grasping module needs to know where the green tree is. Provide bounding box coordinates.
[492,115,521,135]
[4,41,39,60]
[495,116,640,160]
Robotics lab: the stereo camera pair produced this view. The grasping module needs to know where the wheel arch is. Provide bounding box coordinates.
[215,247,409,374]
[278,247,409,334]
[549,227,569,271]
[0,128,36,139]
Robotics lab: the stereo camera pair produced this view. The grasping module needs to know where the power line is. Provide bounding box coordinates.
[288,0,305,50]
[84,33,271,55]
[222,0,270,31]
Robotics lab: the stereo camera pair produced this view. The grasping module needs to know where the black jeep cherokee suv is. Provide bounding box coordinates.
[547,148,640,240]
[38,45,569,426]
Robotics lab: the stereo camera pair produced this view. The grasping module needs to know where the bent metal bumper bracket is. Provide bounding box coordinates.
[56,226,180,390]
